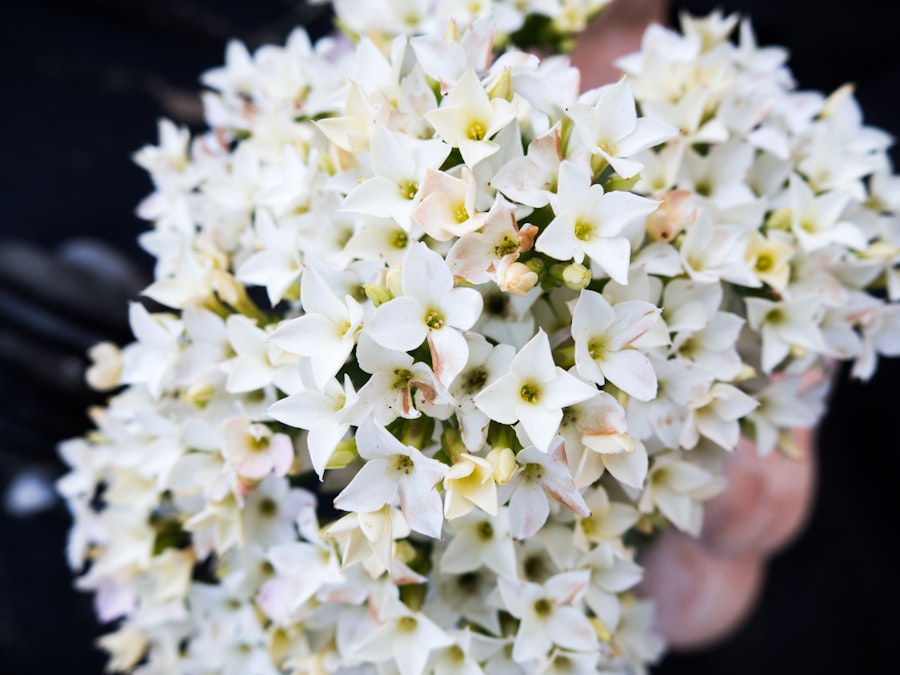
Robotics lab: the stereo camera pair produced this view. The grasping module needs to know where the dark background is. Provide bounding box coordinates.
[1,1,898,673]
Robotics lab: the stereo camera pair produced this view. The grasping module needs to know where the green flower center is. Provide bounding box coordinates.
[520,381,542,404]
[574,219,594,242]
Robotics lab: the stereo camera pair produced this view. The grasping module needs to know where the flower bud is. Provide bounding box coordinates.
[562,262,591,290]
[85,341,122,391]
[502,261,539,296]
[486,447,517,485]
[646,189,696,242]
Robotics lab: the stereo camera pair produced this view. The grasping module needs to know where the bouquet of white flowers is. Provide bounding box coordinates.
[58,1,900,673]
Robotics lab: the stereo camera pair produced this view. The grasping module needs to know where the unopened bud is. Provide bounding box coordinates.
[486,447,517,485]
[363,283,393,307]
[502,261,539,296]
[386,266,403,297]
[211,270,265,319]
[562,262,591,290]
[646,189,696,242]
[85,341,122,391]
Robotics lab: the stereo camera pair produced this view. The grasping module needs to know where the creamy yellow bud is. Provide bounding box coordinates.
[85,341,122,391]
[487,447,517,485]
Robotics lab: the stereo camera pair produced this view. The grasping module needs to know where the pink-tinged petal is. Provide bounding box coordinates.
[600,349,658,402]
[428,327,469,388]
[270,434,294,476]
[366,296,428,352]
[545,569,590,605]
[548,606,600,653]
[508,480,549,539]
[446,232,492,283]
[237,451,274,480]
[402,242,454,306]
[606,301,661,351]
[332,459,398,513]
[473,373,523,424]
[582,235,631,285]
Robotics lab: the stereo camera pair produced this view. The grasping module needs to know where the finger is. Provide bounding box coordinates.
[699,428,816,558]
[637,528,765,650]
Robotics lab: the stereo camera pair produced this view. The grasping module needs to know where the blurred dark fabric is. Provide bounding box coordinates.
[1,0,898,673]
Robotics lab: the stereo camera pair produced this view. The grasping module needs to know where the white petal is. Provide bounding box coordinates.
[366,296,428,352]
[600,349,658,402]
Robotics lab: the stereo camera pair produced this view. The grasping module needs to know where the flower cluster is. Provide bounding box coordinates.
[59,4,900,675]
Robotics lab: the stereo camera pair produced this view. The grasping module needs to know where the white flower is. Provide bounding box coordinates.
[440,508,518,579]
[571,289,660,401]
[567,77,678,179]
[332,418,448,538]
[353,596,454,675]
[500,440,590,540]
[474,329,598,452]
[270,266,365,389]
[536,160,660,285]
[340,124,451,229]
[222,314,301,395]
[426,68,518,168]
[498,571,598,663]
[639,455,725,535]
[221,417,294,481]
[365,241,483,386]
[267,375,358,478]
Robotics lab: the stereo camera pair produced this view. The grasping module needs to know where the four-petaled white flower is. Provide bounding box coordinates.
[536,160,660,285]
[498,571,599,663]
[474,329,598,452]
[333,418,448,538]
[567,77,678,179]
[571,289,661,401]
[270,266,365,389]
[365,241,483,387]
[426,68,518,168]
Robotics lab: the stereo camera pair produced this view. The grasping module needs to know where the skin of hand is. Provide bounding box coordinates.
[568,0,820,650]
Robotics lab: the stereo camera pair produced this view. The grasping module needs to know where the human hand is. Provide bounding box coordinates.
[635,429,817,648]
